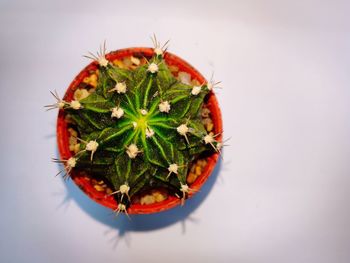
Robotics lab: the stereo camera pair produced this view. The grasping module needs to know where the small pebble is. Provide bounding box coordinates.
[201,108,211,118]
[113,59,126,69]
[206,122,214,132]
[106,188,113,195]
[195,166,202,175]
[153,192,167,202]
[140,195,155,205]
[169,65,179,73]
[187,172,197,184]
[74,89,90,101]
[191,79,201,86]
[90,74,97,81]
[130,56,140,65]
[178,72,191,85]
[94,185,105,192]
[123,57,132,68]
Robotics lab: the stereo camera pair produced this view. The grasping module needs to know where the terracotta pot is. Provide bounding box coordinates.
[57,47,223,214]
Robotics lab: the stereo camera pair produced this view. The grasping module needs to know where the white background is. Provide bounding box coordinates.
[1,0,350,262]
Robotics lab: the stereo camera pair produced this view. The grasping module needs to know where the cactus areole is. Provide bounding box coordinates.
[55,46,223,214]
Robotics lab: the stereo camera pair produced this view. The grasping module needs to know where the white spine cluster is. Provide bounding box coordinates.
[154,48,163,56]
[168,163,178,174]
[126,144,141,159]
[203,133,223,153]
[70,100,82,110]
[111,106,124,119]
[115,203,129,217]
[45,90,67,111]
[151,34,169,57]
[67,157,77,168]
[180,183,189,205]
[159,101,171,113]
[84,41,109,67]
[52,156,78,180]
[176,124,190,144]
[177,124,190,144]
[146,127,155,138]
[98,57,108,67]
[179,183,197,205]
[204,134,214,144]
[191,86,201,96]
[120,184,130,195]
[109,184,131,202]
[85,140,99,161]
[177,124,189,135]
[58,101,65,109]
[86,140,98,151]
[118,203,126,211]
[216,142,223,151]
[180,183,189,193]
[167,163,179,179]
[140,109,148,115]
[206,74,222,91]
[147,63,159,73]
[109,82,127,94]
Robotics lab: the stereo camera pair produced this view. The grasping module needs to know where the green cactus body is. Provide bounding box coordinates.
[56,47,220,211]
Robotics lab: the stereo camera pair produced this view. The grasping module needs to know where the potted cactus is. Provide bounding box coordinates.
[47,37,223,215]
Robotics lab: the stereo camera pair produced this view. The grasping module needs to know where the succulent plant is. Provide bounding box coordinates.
[48,38,222,214]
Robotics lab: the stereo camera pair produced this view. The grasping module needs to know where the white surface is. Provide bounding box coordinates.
[1,0,350,262]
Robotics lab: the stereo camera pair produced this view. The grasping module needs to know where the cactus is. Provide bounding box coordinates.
[48,38,221,214]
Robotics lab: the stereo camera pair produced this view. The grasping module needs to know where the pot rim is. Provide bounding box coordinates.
[56,47,223,214]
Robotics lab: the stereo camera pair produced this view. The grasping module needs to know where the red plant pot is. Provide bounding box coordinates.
[57,47,223,214]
